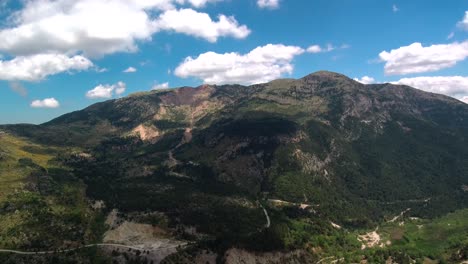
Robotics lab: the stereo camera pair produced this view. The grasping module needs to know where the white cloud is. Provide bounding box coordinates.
[0,0,158,58]
[152,82,170,90]
[0,0,246,58]
[393,76,468,101]
[353,76,375,84]
[392,4,399,12]
[123,67,137,73]
[460,96,468,104]
[30,98,60,108]
[115,82,126,95]
[257,0,279,9]
[379,41,468,75]
[306,45,322,53]
[457,11,468,30]
[306,44,348,53]
[154,8,250,42]
[86,85,114,99]
[182,0,221,8]
[0,0,247,81]
[86,81,126,99]
[0,53,93,81]
[175,44,305,85]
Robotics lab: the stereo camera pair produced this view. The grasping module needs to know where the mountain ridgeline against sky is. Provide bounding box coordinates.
[1,71,467,262]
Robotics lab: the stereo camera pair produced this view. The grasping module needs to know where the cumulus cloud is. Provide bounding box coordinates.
[152,82,170,90]
[123,67,137,73]
[257,0,279,9]
[353,76,375,84]
[379,41,468,75]
[0,0,248,57]
[86,81,126,99]
[393,76,468,101]
[154,8,250,42]
[175,44,305,85]
[0,0,155,58]
[0,54,93,81]
[457,11,468,30]
[9,82,28,97]
[0,0,246,80]
[30,98,60,108]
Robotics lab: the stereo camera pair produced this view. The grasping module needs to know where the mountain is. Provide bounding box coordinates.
[1,71,467,263]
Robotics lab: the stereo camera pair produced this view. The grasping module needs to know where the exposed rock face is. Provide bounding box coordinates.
[104,220,187,264]
[132,124,161,142]
[103,221,168,246]
[293,149,329,178]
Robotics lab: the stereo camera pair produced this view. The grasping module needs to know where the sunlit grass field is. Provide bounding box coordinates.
[0,132,58,202]
[0,132,105,250]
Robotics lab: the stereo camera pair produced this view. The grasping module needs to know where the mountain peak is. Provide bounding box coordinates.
[298,71,361,92]
[302,70,354,81]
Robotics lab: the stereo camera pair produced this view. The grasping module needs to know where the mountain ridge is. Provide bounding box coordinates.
[1,71,466,129]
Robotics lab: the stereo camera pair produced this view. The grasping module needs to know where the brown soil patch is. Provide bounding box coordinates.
[132,124,161,142]
[390,227,405,240]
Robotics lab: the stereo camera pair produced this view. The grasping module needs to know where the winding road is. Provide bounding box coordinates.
[261,205,271,228]
[0,243,184,256]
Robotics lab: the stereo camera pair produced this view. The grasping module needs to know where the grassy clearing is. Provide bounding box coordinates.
[393,210,467,255]
[0,132,106,251]
[0,133,59,202]
[357,209,468,262]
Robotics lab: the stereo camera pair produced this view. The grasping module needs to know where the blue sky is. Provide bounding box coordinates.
[0,0,467,124]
